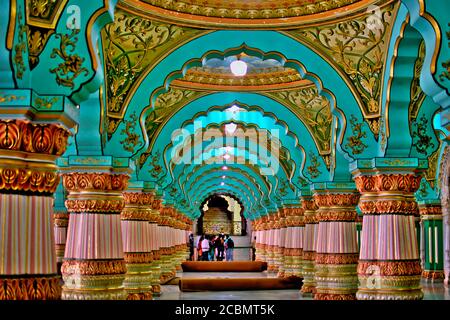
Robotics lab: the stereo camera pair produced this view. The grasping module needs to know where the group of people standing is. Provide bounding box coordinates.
[193,234,235,261]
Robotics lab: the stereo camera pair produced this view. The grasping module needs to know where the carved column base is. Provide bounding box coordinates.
[123,254,153,300]
[291,248,303,278]
[0,276,62,300]
[283,250,294,278]
[266,247,277,272]
[314,253,358,300]
[61,259,127,300]
[150,256,162,296]
[422,270,445,282]
[274,247,283,276]
[357,260,423,300]
[301,251,316,295]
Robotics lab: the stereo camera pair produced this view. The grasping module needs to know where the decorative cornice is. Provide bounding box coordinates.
[0,119,70,156]
[358,260,421,276]
[0,276,61,300]
[61,259,127,276]
[354,174,422,193]
[62,173,130,193]
[65,199,125,214]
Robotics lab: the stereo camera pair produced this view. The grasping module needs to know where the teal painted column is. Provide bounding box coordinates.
[419,201,444,282]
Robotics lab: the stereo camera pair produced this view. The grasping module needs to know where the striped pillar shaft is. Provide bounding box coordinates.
[53,211,69,272]
[277,209,287,278]
[301,197,318,296]
[0,119,70,300]
[313,192,360,300]
[121,192,154,300]
[419,203,444,282]
[61,172,129,300]
[254,219,263,261]
[283,212,294,278]
[266,215,276,273]
[149,209,161,296]
[290,207,304,279]
[356,215,363,252]
[354,173,423,300]
[257,217,268,262]
[53,180,69,274]
[273,215,282,274]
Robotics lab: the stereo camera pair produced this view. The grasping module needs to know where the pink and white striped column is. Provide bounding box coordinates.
[353,167,424,300]
[121,192,154,300]
[266,214,277,273]
[149,199,162,296]
[61,172,129,300]
[283,207,304,279]
[0,119,70,300]
[277,209,288,278]
[313,190,360,300]
[301,195,318,296]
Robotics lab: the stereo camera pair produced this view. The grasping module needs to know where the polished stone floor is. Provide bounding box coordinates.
[158,271,450,300]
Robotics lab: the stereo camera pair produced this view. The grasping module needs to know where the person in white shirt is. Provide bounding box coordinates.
[201,235,210,261]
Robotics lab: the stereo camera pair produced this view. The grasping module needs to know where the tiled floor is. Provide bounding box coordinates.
[158,271,450,300]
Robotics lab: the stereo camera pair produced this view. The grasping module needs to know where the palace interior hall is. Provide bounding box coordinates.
[0,0,449,301]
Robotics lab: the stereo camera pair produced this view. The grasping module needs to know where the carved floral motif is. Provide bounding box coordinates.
[0,119,70,156]
[65,199,125,213]
[62,173,129,192]
[141,0,359,19]
[289,3,395,136]
[354,174,422,193]
[0,276,61,300]
[345,114,367,155]
[50,29,89,89]
[358,260,422,276]
[61,259,127,276]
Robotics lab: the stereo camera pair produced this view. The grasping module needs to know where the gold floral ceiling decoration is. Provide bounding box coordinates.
[118,0,385,29]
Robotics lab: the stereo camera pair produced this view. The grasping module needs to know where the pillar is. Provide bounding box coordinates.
[266,214,277,273]
[0,119,70,299]
[256,216,268,263]
[121,191,154,300]
[273,213,282,274]
[61,171,129,300]
[313,187,360,300]
[277,209,287,278]
[283,207,304,279]
[352,158,424,300]
[419,201,444,282]
[149,198,162,297]
[53,180,69,274]
[300,194,318,296]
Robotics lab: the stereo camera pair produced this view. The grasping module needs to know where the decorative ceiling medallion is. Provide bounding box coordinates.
[118,0,383,29]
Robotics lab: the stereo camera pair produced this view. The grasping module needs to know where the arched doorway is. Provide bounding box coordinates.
[197,194,247,236]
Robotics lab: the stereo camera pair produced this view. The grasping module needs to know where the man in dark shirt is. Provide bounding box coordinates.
[215,234,225,261]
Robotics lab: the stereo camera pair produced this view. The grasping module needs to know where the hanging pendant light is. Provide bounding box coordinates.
[230,54,247,76]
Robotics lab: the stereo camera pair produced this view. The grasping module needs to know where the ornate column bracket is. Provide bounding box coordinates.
[312,182,360,300]
[351,157,427,300]
[59,156,131,300]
